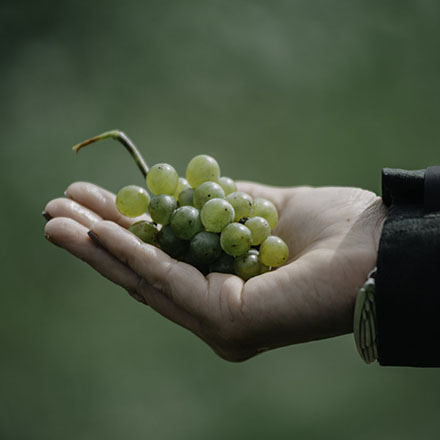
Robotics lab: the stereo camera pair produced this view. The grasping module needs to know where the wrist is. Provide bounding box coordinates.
[369,197,388,253]
[352,196,387,364]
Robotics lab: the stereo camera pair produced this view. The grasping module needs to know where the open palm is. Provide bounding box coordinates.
[44,181,387,361]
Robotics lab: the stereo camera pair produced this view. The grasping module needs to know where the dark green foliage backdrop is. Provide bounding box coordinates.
[1,1,439,438]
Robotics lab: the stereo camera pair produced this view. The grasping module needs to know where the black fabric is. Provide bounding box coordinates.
[376,167,440,367]
[424,166,440,212]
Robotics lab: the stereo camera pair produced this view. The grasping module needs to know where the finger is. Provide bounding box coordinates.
[45,217,141,295]
[136,278,201,334]
[88,225,204,334]
[89,220,208,315]
[45,217,202,335]
[65,181,149,228]
[44,198,103,228]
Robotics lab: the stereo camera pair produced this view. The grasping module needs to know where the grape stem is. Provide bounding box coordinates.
[72,130,149,177]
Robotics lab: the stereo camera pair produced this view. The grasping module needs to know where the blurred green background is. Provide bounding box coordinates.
[2,0,440,438]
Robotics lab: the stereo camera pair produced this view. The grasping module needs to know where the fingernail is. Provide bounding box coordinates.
[88,230,105,248]
[42,211,52,221]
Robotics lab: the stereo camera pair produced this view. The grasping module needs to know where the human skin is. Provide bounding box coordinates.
[43,181,387,362]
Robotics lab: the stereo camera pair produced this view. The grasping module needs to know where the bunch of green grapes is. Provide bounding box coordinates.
[73,131,289,281]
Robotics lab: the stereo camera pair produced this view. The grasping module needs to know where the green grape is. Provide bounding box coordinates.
[128,220,158,245]
[200,198,234,233]
[253,198,278,229]
[220,223,252,256]
[186,154,220,188]
[209,252,235,274]
[248,249,271,274]
[170,206,203,240]
[149,194,177,225]
[157,225,188,259]
[234,251,267,281]
[146,163,179,195]
[226,191,254,222]
[190,231,222,264]
[245,216,271,245]
[115,185,150,217]
[193,181,225,209]
[259,235,289,267]
[178,187,195,207]
[173,177,190,200]
[218,176,237,196]
[260,263,271,274]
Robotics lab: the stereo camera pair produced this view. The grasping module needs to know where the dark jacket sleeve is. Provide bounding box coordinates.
[376,167,440,367]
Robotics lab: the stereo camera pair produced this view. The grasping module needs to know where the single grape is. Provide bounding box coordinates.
[209,252,235,274]
[183,251,209,275]
[220,223,252,256]
[178,187,195,207]
[245,216,271,245]
[260,263,271,274]
[226,192,254,222]
[259,235,289,267]
[249,249,271,274]
[200,198,234,233]
[157,225,188,259]
[218,176,237,196]
[234,251,267,281]
[193,181,225,209]
[173,177,190,200]
[190,231,222,264]
[146,163,179,195]
[186,155,220,188]
[253,198,278,229]
[115,185,150,217]
[170,206,203,240]
[128,220,158,245]
[149,194,177,225]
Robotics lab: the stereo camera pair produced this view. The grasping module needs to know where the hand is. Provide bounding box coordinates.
[43,181,387,361]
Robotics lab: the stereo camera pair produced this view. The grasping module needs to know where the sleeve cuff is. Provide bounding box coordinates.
[375,167,440,367]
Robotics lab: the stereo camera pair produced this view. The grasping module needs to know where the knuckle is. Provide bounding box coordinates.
[216,350,253,363]
[211,336,256,363]
[209,322,255,363]
[126,288,148,305]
